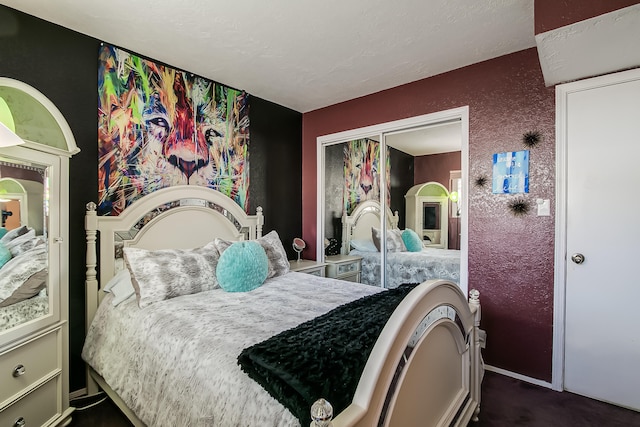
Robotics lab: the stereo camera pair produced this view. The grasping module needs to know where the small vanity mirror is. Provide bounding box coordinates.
[292,237,306,262]
[0,157,49,332]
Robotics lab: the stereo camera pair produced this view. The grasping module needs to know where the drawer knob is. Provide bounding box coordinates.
[14,417,26,427]
[12,364,26,377]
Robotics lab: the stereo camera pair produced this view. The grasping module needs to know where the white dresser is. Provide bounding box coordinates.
[325,255,363,283]
[289,259,327,277]
[0,78,79,427]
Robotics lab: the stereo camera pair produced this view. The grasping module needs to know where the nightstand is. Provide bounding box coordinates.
[325,254,363,283]
[289,259,327,277]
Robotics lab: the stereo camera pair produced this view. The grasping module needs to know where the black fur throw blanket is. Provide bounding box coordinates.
[238,283,418,425]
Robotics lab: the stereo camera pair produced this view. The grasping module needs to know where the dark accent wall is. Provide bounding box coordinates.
[388,147,413,230]
[0,5,302,392]
[302,48,556,381]
[249,97,302,260]
[534,0,639,34]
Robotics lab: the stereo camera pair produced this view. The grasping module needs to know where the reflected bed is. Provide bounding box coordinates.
[342,200,461,288]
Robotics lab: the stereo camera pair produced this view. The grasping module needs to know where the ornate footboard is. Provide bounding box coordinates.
[311,280,482,427]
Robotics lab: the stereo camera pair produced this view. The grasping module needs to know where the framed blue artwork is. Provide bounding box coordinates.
[492,150,529,194]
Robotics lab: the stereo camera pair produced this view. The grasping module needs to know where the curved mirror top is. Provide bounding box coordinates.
[0,157,49,332]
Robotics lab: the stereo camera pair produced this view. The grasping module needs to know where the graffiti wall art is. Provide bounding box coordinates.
[97,44,250,215]
[343,138,390,215]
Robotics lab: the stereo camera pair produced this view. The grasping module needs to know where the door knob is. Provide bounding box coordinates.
[571,253,585,264]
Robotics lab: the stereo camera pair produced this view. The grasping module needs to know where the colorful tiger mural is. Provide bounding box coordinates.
[343,139,390,215]
[97,45,249,215]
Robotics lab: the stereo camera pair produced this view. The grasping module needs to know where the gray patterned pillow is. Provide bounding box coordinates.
[214,230,290,278]
[123,241,220,308]
[371,227,407,252]
[0,245,47,304]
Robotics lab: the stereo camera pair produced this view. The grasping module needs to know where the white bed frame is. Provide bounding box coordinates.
[85,186,482,427]
[341,199,399,254]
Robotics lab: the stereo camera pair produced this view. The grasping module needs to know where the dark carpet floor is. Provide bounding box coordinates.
[68,371,640,426]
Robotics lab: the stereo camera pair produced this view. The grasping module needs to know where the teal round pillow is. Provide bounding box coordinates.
[216,241,269,292]
[401,229,423,252]
[0,241,11,269]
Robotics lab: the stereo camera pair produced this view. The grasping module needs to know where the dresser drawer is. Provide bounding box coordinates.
[0,329,59,406]
[0,377,59,427]
[325,255,362,282]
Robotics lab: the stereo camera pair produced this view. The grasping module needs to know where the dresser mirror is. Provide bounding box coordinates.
[0,155,50,333]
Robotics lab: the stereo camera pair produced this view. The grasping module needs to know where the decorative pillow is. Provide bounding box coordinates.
[5,229,42,257]
[0,225,29,244]
[371,227,407,252]
[215,230,290,278]
[0,269,48,308]
[0,227,7,239]
[123,241,220,308]
[216,241,268,292]
[350,239,378,253]
[0,241,11,269]
[103,269,135,306]
[401,229,423,252]
[0,245,47,304]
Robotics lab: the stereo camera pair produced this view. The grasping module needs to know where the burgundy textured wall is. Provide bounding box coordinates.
[302,48,556,381]
[414,151,461,186]
[534,0,639,34]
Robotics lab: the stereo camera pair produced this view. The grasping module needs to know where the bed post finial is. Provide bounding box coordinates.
[255,206,264,238]
[85,202,98,286]
[311,398,333,427]
[469,289,480,306]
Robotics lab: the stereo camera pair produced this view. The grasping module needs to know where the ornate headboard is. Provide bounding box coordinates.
[85,185,264,328]
[341,200,399,255]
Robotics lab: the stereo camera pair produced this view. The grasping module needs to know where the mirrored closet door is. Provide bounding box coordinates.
[317,107,469,293]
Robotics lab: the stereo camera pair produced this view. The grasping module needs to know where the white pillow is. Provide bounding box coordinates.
[103,269,135,306]
[350,239,378,252]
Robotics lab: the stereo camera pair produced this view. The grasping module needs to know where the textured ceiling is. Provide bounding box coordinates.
[0,0,535,113]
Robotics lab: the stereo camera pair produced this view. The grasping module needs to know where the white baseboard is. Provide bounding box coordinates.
[485,364,554,389]
[69,388,87,400]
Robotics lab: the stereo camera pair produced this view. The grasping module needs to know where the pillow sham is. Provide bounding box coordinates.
[0,225,29,244]
[0,244,47,304]
[371,227,407,252]
[0,241,11,269]
[123,241,220,308]
[350,239,378,253]
[216,241,268,292]
[5,229,42,257]
[401,228,423,252]
[0,269,48,308]
[103,269,135,306]
[215,230,290,278]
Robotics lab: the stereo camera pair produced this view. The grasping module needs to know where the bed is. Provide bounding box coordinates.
[0,226,49,331]
[342,200,461,288]
[83,185,482,427]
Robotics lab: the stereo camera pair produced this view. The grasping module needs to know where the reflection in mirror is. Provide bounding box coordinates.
[319,109,468,291]
[324,137,385,286]
[0,158,49,332]
[384,121,462,288]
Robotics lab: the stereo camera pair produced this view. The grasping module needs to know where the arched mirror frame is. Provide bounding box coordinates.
[0,77,79,344]
[317,107,469,294]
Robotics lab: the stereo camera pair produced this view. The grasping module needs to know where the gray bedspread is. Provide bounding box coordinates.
[82,272,382,427]
[350,247,460,288]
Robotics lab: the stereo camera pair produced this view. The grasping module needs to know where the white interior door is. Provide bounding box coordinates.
[561,69,640,410]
